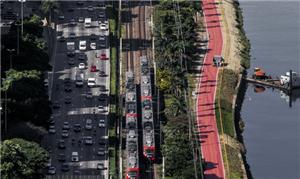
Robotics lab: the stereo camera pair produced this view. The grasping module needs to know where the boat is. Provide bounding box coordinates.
[280,71,300,88]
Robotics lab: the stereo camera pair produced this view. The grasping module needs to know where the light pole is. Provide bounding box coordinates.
[7,49,15,69]
[15,22,21,54]
[18,0,26,36]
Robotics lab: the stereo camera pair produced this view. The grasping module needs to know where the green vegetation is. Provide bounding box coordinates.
[1,14,51,139]
[215,69,238,138]
[233,1,251,69]
[0,138,48,179]
[154,1,203,178]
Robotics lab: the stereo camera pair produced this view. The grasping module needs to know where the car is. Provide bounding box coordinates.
[79,63,85,70]
[98,2,106,9]
[71,152,79,162]
[68,57,75,65]
[143,100,151,109]
[144,110,152,119]
[66,51,75,57]
[86,91,93,99]
[49,125,56,134]
[58,15,65,20]
[73,170,81,175]
[48,166,56,175]
[73,124,81,132]
[64,84,72,92]
[98,105,105,113]
[97,148,105,156]
[68,8,74,12]
[64,96,71,104]
[90,33,97,40]
[87,6,94,11]
[69,18,76,26]
[98,119,105,128]
[100,53,108,60]
[99,34,105,41]
[61,130,69,138]
[61,163,69,172]
[97,163,104,170]
[98,138,107,145]
[99,12,105,18]
[58,153,66,162]
[48,117,55,125]
[98,71,106,77]
[69,32,76,39]
[127,103,135,113]
[52,101,60,109]
[58,140,65,149]
[90,65,97,72]
[99,40,106,48]
[85,119,93,130]
[58,36,65,42]
[64,78,71,84]
[98,93,108,101]
[99,85,106,92]
[142,76,149,84]
[78,53,85,60]
[90,42,96,50]
[143,87,149,96]
[78,17,84,23]
[79,40,86,50]
[100,23,107,30]
[87,78,96,87]
[76,1,83,5]
[85,136,93,145]
[63,122,70,130]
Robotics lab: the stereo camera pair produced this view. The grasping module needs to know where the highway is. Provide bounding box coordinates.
[42,1,110,178]
[196,0,225,179]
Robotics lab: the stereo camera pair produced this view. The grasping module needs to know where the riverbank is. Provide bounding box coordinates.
[215,0,252,178]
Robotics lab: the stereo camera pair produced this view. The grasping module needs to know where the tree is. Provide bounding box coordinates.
[0,138,48,179]
[41,0,59,24]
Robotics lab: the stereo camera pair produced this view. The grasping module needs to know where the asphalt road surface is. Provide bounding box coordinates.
[196,0,225,178]
[42,1,110,178]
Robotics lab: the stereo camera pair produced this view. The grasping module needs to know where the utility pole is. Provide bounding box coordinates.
[18,0,26,36]
[7,49,15,69]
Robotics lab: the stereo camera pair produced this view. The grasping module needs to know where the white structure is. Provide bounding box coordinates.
[280,71,300,88]
[84,18,91,27]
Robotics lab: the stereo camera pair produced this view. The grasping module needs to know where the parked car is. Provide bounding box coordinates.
[48,166,56,175]
[48,125,56,134]
[58,140,66,149]
[79,40,86,50]
[61,163,69,172]
[63,122,70,130]
[90,42,96,50]
[85,119,93,130]
[73,124,81,132]
[90,65,97,72]
[61,130,69,138]
[79,63,85,70]
[84,136,93,145]
[58,153,66,162]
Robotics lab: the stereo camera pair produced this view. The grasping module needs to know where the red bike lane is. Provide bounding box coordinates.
[196,0,225,178]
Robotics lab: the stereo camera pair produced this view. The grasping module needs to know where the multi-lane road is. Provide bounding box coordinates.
[42,1,110,178]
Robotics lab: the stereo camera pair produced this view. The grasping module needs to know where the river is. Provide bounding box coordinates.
[239,1,300,179]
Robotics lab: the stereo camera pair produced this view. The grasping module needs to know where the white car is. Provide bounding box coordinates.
[98,105,105,113]
[79,40,86,50]
[85,136,93,145]
[71,152,79,162]
[85,119,93,130]
[48,166,56,175]
[90,42,96,50]
[78,17,84,23]
[48,125,56,134]
[100,23,107,30]
[78,63,85,70]
[61,130,69,138]
[87,78,96,87]
[98,119,105,128]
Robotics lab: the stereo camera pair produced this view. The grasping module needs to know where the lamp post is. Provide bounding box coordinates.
[7,49,15,69]
[18,0,26,36]
[15,22,21,54]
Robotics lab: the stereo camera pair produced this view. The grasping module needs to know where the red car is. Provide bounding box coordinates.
[90,65,97,72]
[100,53,108,60]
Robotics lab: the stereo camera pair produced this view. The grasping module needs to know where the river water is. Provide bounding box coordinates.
[239,1,300,179]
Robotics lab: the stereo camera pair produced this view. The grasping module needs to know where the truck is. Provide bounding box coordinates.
[84,18,91,28]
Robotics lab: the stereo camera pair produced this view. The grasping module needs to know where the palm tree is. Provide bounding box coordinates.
[41,0,59,25]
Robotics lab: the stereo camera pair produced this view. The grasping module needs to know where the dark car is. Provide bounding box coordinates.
[64,84,72,92]
[68,57,75,65]
[61,163,69,172]
[143,100,151,109]
[69,18,76,26]
[99,11,105,18]
[90,33,97,40]
[52,101,61,109]
[98,139,107,145]
[69,32,76,39]
[58,140,65,149]
[98,71,106,77]
[99,85,106,92]
[65,96,71,104]
[73,124,81,132]
[57,153,66,162]
[67,51,75,57]
[78,53,85,60]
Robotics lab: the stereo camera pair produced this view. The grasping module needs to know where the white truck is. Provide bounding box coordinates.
[84,18,91,28]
